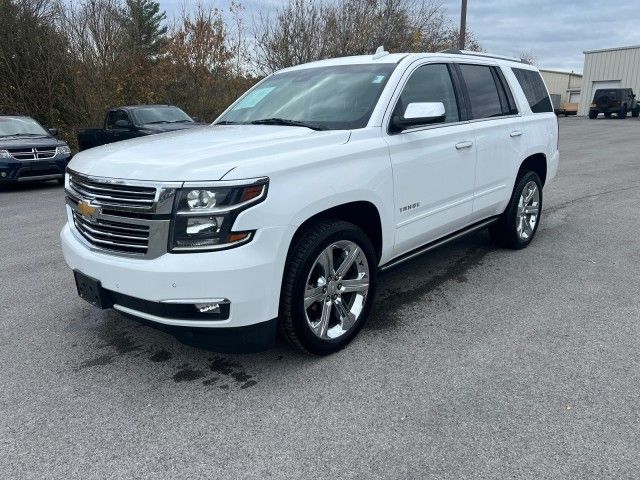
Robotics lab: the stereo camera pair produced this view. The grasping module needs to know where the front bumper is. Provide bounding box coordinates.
[60,222,294,330]
[0,155,70,182]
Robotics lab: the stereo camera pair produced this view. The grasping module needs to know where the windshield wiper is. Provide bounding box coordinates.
[145,120,171,124]
[170,119,193,123]
[250,118,327,131]
[215,120,245,126]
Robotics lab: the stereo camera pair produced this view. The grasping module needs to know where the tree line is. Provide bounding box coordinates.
[0,0,480,149]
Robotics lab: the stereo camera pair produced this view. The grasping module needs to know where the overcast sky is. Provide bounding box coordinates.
[158,0,640,72]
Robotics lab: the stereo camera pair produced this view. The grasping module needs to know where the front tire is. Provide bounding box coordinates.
[618,107,627,119]
[489,171,543,249]
[279,220,377,355]
[589,110,598,119]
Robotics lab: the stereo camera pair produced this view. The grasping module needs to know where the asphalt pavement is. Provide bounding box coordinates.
[1,116,639,479]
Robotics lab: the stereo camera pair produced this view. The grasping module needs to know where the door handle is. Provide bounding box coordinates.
[510,130,523,137]
[455,141,474,150]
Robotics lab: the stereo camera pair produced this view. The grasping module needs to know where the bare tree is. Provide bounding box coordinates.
[253,0,329,73]
[520,51,537,65]
[253,0,482,73]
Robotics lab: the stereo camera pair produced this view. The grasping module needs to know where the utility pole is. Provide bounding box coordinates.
[458,0,467,50]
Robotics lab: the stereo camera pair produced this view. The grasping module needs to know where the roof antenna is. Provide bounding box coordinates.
[372,46,389,60]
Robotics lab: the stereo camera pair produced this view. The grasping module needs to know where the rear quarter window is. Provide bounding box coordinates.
[512,68,553,113]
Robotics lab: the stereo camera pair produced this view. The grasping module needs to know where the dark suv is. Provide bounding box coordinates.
[589,88,639,119]
[0,116,72,184]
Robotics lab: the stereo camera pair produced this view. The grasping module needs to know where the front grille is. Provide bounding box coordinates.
[8,146,57,160]
[66,171,176,258]
[69,174,157,211]
[72,211,150,255]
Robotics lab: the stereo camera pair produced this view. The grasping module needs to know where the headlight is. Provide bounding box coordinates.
[56,145,71,156]
[169,178,268,252]
[0,150,12,158]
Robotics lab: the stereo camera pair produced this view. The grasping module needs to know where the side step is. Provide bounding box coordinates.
[379,217,498,272]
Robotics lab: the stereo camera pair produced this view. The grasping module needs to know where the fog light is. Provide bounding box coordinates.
[0,172,6,178]
[195,303,222,314]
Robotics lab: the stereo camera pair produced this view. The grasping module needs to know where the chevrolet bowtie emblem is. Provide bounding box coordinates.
[77,199,99,218]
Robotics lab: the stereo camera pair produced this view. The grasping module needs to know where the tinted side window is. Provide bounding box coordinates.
[106,110,130,129]
[105,111,117,130]
[394,63,460,125]
[458,64,504,119]
[512,68,553,113]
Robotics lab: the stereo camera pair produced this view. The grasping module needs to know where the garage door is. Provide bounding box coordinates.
[590,80,621,100]
[569,91,580,103]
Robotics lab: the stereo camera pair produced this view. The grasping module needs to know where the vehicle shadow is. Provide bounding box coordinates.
[0,180,62,192]
[70,229,494,391]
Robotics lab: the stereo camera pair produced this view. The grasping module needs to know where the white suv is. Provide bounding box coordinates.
[61,50,559,355]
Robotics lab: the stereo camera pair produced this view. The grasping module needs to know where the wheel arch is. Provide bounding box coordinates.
[288,200,385,264]
[519,153,547,186]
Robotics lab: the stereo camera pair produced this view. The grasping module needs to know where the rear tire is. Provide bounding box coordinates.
[279,220,377,355]
[632,107,640,118]
[618,107,627,119]
[589,110,598,119]
[489,171,543,249]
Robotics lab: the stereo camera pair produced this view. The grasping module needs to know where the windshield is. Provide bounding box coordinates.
[134,106,193,125]
[0,117,49,136]
[217,64,397,130]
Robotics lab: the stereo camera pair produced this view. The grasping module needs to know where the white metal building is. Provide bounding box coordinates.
[578,45,640,116]
[540,69,582,105]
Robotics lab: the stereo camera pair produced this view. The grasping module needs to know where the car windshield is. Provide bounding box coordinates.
[134,106,193,125]
[0,117,49,136]
[217,64,397,130]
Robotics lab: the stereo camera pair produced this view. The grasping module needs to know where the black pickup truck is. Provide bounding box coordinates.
[0,116,72,184]
[77,105,203,151]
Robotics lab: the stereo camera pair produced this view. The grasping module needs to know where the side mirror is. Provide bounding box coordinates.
[115,119,132,129]
[48,128,58,136]
[393,102,446,132]
[192,116,201,123]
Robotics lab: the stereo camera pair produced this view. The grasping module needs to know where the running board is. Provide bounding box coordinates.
[379,217,499,272]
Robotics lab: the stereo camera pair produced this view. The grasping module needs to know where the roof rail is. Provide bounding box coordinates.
[441,49,526,64]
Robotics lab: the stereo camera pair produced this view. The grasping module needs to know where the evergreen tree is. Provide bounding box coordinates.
[121,0,168,58]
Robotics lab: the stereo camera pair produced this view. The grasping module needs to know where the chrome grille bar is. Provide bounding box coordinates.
[69,175,156,210]
[7,146,57,160]
[72,211,149,254]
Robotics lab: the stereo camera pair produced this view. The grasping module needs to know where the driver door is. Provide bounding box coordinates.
[384,63,477,256]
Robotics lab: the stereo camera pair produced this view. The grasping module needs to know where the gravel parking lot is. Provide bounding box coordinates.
[1,117,639,479]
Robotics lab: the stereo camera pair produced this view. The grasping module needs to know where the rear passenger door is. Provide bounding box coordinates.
[455,63,526,220]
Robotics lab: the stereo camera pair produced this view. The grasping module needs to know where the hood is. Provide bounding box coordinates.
[140,122,203,133]
[0,135,66,149]
[68,125,351,181]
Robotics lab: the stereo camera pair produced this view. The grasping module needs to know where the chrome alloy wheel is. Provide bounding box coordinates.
[516,180,540,241]
[304,240,370,340]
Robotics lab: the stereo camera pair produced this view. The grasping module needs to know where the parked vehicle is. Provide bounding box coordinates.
[556,102,578,116]
[77,105,202,151]
[589,88,639,119]
[0,116,71,185]
[61,49,559,355]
